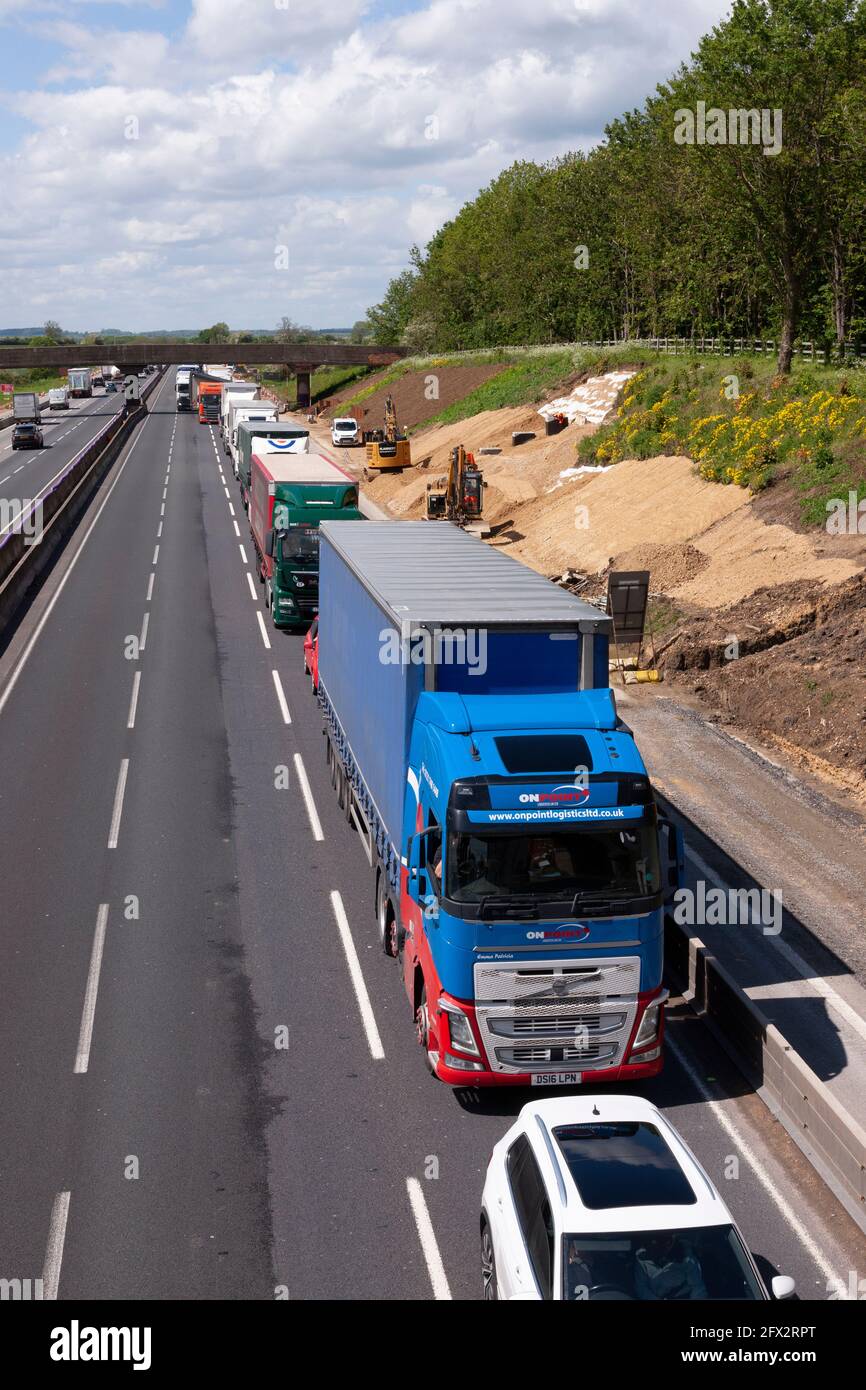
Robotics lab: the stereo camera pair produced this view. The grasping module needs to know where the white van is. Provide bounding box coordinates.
[331,417,360,447]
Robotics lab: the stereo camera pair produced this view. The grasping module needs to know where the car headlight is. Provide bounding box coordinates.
[439,998,480,1056]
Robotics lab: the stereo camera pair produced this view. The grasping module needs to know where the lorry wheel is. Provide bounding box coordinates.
[415,985,436,1074]
[377,879,398,958]
[480,1222,498,1301]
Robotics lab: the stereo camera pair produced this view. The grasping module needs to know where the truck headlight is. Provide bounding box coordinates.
[278,597,295,609]
[632,990,669,1050]
[439,998,479,1056]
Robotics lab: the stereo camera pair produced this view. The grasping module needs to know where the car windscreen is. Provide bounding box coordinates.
[561,1226,764,1301]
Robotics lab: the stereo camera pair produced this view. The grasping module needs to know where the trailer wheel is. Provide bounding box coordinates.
[377,878,398,958]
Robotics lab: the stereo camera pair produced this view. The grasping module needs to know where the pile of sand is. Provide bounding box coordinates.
[500,455,861,607]
[612,542,710,591]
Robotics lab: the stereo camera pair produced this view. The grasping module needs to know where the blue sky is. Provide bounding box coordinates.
[0,0,733,332]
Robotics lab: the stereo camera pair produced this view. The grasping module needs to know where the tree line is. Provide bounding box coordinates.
[365,0,866,373]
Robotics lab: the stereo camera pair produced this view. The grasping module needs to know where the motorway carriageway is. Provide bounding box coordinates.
[0,390,126,524]
[0,366,864,1300]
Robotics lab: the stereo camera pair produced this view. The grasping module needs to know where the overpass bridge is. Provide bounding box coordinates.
[0,341,406,408]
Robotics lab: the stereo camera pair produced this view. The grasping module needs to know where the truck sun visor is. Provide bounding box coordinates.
[494,734,593,774]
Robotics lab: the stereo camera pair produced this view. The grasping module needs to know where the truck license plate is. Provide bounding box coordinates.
[531,1071,582,1087]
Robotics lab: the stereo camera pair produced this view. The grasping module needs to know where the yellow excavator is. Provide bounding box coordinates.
[364,394,412,475]
[425,445,488,533]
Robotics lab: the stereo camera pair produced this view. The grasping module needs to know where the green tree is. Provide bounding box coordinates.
[198,321,231,343]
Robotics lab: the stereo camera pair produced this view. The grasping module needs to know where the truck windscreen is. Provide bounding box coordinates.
[445,823,660,906]
[279,529,319,562]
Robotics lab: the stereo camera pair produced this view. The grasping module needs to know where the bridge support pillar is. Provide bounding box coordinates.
[295,370,311,410]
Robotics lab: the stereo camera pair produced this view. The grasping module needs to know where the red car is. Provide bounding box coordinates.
[303,618,319,691]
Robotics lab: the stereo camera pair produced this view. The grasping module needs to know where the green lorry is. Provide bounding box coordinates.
[249,450,364,628]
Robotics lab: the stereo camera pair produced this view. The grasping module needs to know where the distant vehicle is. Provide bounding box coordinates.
[219,382,259,447]
[250,452,362,628]
[67,368,92,398]
[228,399,277,475]
[91,371,104,387]
[175,368,192,411]
[13,392,41,422]
[331,417,360,447]
[303,618,319,691]
[48,387,70,410]
[12,421,44,450]
[105,381,118,394]
[235,421,310,509]
[480,1095,796,1302]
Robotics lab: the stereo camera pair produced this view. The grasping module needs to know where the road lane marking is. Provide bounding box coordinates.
[330,890,384,1059]
[146,572,155,602]
[406,1178,452,1300]
[42,1191,71,1301]
[0,420,152,717]
[256,611,271,649]
[233,520,241,537]
[666,1034,846,1293]
[295,752,324,841]
[228,502,236,517]
[239,544,248,563]
[73,905,109,1074]
[687,845,866,1047]
[160,503,165,516]
[152,544,160,565]
[107,759,129,849]
[272,670,291,724]
[139,611,149,651]
[127,671,141,729]
[246,572,258,601]
[157,521,163,538]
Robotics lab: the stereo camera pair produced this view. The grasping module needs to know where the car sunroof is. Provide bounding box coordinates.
[553,1122,697,1210]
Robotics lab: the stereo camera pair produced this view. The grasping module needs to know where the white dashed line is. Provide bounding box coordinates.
[255,611,271,649]
[246,572,258,601]
[127,670,142,729]
[329,889,384,1059]
[107,759,129,849]
[42,1191,71,1301]
[271,669,291,724]
[406,1178,452,1300]
[73,904,109,1074]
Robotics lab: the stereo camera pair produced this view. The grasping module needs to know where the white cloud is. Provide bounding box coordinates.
[0,0,733,327]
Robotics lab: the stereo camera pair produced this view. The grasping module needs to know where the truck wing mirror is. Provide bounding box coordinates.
[264,529,275,558]
[407,832,430,905]
[658,816,685,898]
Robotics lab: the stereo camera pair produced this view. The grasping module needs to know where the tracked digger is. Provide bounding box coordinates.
[424,445,488,534]
[364,394,412,476]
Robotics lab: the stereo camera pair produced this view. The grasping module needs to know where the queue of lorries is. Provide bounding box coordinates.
[181,367,797,1302]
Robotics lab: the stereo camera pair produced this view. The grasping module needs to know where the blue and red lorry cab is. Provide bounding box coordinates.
[317,521,683,1087]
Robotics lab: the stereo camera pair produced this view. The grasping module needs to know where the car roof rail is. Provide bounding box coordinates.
[535,1114,568,1206]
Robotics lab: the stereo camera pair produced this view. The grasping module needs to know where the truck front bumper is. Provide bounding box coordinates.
[429,985,666,1087]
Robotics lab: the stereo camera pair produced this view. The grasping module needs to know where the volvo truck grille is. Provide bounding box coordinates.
[473,956,640,1074]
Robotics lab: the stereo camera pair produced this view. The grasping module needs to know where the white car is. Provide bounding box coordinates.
[480,1095,796,1302]
[331,417,360,447]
